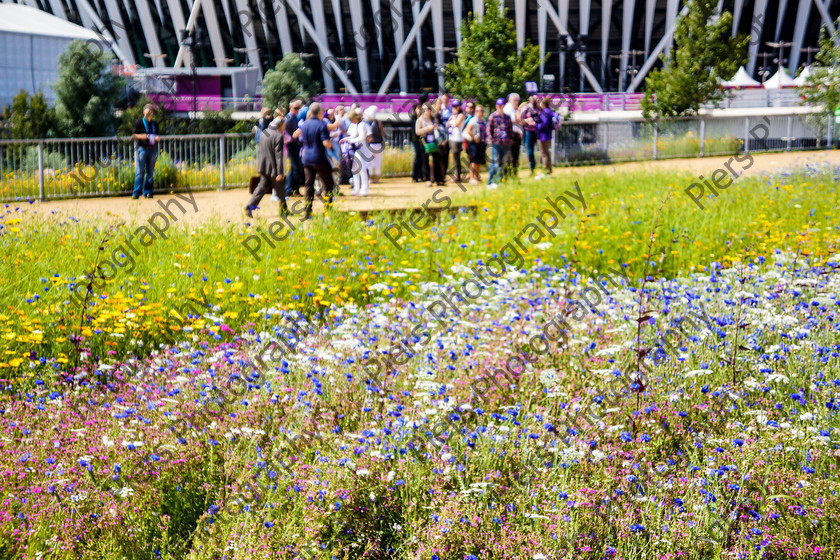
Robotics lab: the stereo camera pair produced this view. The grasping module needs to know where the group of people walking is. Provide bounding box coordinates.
[411,92,560,188]
[130,92,561,218]
[244,91,561,219]
[246,100,385,220]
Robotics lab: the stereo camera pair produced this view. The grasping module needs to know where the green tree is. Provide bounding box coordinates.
[261,53,319,110]
[642,0,748,119]
[117,96,177,136]
[197,108,253,134]
[2,90,54,139]
[800,22,840,115]
[54,40,124,137]
[118,97,252,136]
[444,0,542,107]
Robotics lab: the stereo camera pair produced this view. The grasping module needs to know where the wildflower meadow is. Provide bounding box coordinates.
[0,162,839,559]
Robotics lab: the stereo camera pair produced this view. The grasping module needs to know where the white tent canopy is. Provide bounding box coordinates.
[722,66,762,88]
[764,68,798,89]
[793,66,813,87]
[0,4,115,108]
[0,3,104,41]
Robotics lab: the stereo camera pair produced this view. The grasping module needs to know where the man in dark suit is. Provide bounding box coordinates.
[246,116,287,217]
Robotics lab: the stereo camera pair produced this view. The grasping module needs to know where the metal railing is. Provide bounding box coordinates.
[553,112,835,165]
[0,128,415,202]
[1,112,834,202]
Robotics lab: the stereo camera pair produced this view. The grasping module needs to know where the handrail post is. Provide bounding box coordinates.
[699,117,705,157]
[744,117,750,155]
[652,120,658,160]
[786,115,793,151]
[603,121,609,154]
[37,141,45,201]
[219,135,226,190]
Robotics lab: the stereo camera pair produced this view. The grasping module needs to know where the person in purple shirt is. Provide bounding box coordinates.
[292,102,335,219]
[486,98,513,187]
[535,97,557,175]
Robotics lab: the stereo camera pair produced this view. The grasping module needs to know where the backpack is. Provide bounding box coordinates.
[369,120,383,144]
[435,124,447,146]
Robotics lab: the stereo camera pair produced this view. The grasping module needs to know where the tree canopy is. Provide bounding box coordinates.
[2,90,53,139]
[261,53,319,109]
[444,0,542,107]
[800,23,840,115]
[642,0,748,119]
[54,40,124,137]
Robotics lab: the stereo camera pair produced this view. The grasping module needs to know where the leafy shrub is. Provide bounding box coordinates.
[559,147,610,165]
[155,152,180,192]
[24,146,68,170]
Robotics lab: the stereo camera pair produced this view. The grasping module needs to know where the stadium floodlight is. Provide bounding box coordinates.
[766,41,795,73]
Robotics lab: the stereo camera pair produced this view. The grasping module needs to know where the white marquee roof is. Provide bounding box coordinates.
[764,68,798,89]
[0,3,103,41]
[722,66,762,88]
[793,66,813,87]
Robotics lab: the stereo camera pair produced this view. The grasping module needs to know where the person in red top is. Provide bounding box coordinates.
[487,98,512,187]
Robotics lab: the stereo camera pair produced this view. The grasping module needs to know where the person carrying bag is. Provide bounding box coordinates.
[415,103,444,186]
[447,100,466,182]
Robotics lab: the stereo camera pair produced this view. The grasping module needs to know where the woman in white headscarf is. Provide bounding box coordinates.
[364,105,383,183]
[340,108,372,196]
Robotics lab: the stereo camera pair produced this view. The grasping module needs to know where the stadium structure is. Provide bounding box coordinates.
[1,0,839,99]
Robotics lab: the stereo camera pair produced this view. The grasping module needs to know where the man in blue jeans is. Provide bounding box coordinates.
[284,99,304,197]
[131,104,160,199]
[487,98,512,187]
[292,102,334,220]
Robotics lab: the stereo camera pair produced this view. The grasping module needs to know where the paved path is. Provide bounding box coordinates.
[29,150,840,225]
